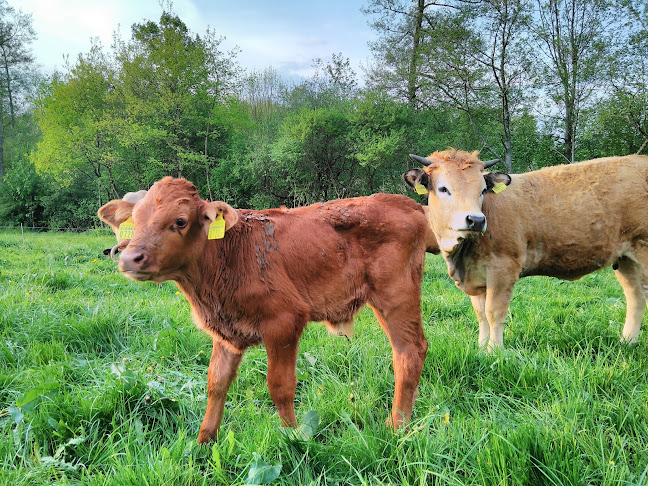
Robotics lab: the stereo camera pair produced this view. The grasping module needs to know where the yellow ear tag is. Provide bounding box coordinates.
[118,217,134,240]
[492,182,507,194]
[414,183,428,195]
[208,212,226,240]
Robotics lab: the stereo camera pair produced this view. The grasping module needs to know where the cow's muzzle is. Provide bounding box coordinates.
[465,214,486,232]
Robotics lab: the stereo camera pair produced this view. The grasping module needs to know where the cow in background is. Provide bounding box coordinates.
[102,189,148,259]
[98,177,438,443]
[404,149,648,351]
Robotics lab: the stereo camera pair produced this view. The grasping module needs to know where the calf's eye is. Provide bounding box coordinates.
[175,218,187,228]
[438,186,450,195]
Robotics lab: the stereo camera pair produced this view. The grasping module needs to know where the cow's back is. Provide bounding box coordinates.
[482,154,648,278]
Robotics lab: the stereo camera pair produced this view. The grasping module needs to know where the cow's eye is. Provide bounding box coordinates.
[175,218,187,228]
[438,186,451,195]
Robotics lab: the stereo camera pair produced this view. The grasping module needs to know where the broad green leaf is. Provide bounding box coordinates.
[9,404,24,425]
[299,410,320,440]
[16,380,59,411]
[246,453,281,485]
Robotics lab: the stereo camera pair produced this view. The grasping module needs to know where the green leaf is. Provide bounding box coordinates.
[16,380,59,411]
[9,404,24,425]
[211,443,224,478]
[227,429,235,457]
[303,352,317,367]
[245,453,281,485]
[110,363,137,388]
[66,437,85,446]
[299,410,320,440]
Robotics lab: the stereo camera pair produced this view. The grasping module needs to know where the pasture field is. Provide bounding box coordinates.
[1,229,648,485]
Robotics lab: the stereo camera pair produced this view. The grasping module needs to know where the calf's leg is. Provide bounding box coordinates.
[369,303,428,428]
[264,323,303,427]
[198,339,243,443]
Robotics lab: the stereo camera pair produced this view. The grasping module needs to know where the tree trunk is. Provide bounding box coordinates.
[0,113,4,178]
[564,97,575,163]
[205,121,214,201]
[1,48,15,127]
[407,0,425,107]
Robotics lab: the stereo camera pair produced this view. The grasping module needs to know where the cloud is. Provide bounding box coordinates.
[10,0,374,80]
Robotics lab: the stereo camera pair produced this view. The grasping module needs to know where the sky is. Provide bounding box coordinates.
[9,0,377,81]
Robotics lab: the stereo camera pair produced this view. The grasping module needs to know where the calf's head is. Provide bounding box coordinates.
[97,177,238,283]
[403,149,510,253]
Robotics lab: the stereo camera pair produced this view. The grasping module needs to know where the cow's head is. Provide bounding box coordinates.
[403,149,511,253]
[97,177,238,283]
[102,190,149,259]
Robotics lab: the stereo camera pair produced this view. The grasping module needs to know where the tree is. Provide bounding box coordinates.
[415,9,504,158]
[269,107,354,205]
[239,67,286,120]
[31,11,240,211]
[604,0,648,155]
[285,53,359,109]
[365,0,532,170]
[31,44,118,202]
[363,0,430,107]
[350,90,414,193]
[114,12,239,189]
[0,0,36,177]
[469,0,534,171]
[534,0,618,162]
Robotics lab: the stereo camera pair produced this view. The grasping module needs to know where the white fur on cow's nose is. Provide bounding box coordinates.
[451,211,487,232]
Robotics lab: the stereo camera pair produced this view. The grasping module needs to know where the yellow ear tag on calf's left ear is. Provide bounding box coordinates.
[492,182,507,194]
[414,184,428,195]
[208,212,226,240]
[118,217,134,240]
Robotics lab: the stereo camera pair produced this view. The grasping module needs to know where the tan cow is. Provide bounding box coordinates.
[404,148,648,350]
[102,189,148,259]
[98,177,438,442]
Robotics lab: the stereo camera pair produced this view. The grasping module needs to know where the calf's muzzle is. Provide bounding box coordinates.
[119,248,150,273]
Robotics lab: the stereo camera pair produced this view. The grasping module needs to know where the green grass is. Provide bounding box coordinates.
[1,229,648,485]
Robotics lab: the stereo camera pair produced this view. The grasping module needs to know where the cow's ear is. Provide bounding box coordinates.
[98,200,135,233]
[402,168,430,194]
[201,201,239,233]
[484,172,512,192]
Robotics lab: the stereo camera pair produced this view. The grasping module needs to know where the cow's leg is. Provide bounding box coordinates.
[197,339,244,443]
[484,279,515,351]
[470,293,489,349]
[368,303,428,429]
[264,324,303,427]
[615,256,646,344]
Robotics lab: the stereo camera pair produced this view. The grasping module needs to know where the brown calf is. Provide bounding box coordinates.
[98,177,438,442]
[404,149,648,350]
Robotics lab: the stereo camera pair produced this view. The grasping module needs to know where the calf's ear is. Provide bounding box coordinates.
[98,200,135,234]
[402,168,430,193]
[201,201,239,233]
[484,171,512,192]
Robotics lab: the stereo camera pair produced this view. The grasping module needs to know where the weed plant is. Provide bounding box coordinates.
[1,229,647,485]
